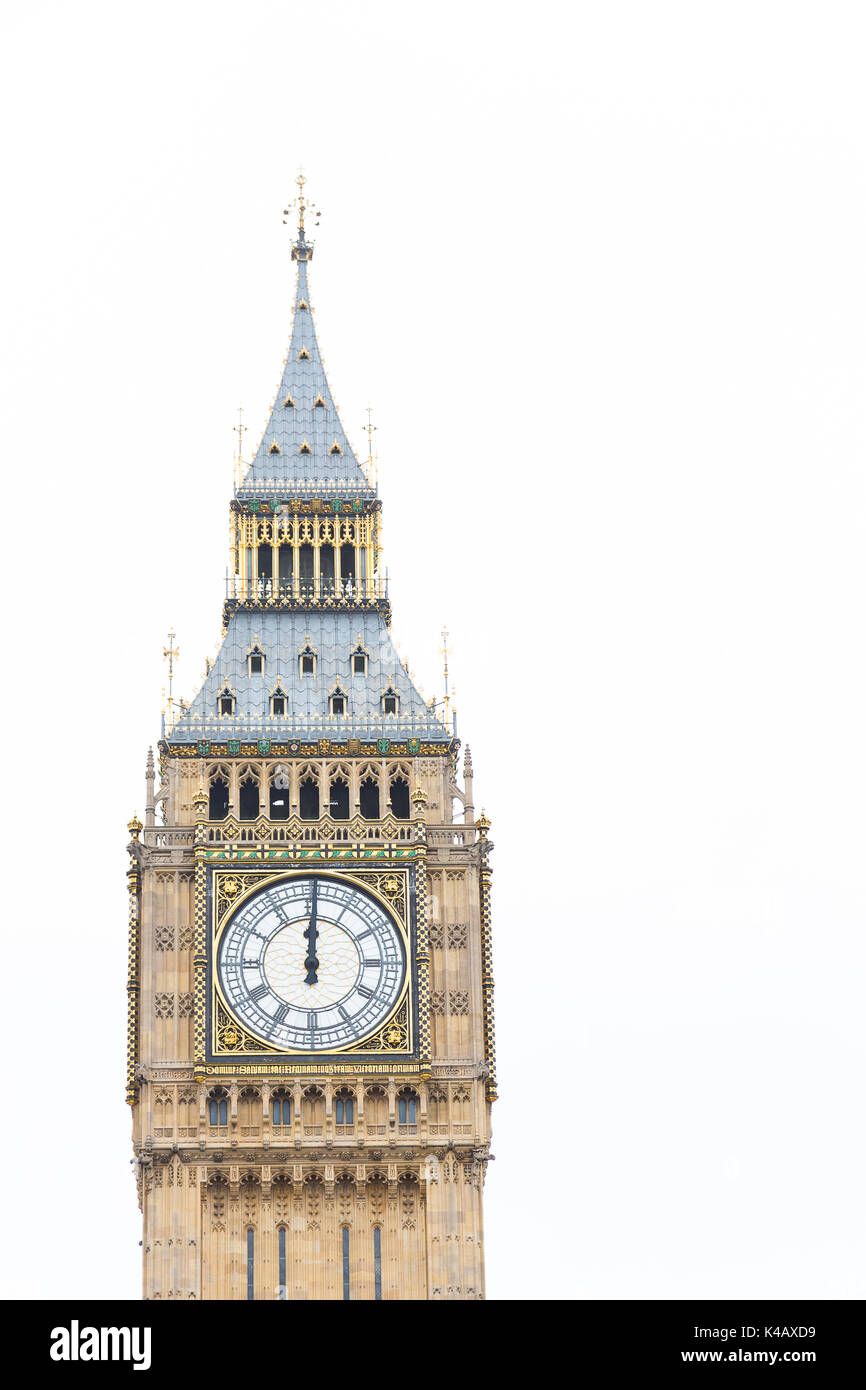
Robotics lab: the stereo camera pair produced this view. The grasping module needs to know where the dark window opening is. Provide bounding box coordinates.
[272,1095,292,1125]
[249,653,263,676]
[383,692,398,715]
[397,1092,417,1124]
[278,545,293,583]
[329,778,349,819]
[219,694,234,716]
[209,777,229,820]
[208,1090,228,1125]
[257,545,272,579]
[320,544,335,578]
[299,544,314,580]
[390,777,410,820]
[300,652,315,676]
[335,1096,354,1124]
[269,778,290,820]
[331,694,346,716]
[360,778,380,820]
[340,545,355,580]
[299,777,319,820]
[352,651,367,675]
[239,779,259,821]
[271,694,286,717]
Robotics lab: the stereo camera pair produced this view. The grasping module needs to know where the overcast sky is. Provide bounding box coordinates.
[1,0,864,1300]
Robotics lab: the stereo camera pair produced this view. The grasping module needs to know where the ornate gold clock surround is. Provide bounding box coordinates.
[204,864,417,1069]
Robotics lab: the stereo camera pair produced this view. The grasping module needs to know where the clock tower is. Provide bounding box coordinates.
[126,180,496,1301]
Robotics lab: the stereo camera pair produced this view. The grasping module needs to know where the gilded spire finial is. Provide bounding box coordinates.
[283,171,320,258]
[364,406,377,479]
[233,405,246,489]
[163,629,179,732]
[441,625,451,724]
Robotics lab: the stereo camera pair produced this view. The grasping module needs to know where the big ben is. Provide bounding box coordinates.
[125,178,496,1301]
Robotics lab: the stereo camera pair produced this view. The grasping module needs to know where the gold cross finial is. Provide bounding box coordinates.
[441,626,451,721]
[283,170,320,240]
[163,629,179,731]
[364,406,377,471]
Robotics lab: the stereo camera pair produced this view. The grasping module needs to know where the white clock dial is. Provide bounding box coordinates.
[217,875,406,1052]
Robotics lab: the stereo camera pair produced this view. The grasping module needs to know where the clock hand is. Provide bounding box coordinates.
[303,879,319,985]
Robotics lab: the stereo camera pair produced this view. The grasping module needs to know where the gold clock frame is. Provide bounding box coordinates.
[206,864,415,1061]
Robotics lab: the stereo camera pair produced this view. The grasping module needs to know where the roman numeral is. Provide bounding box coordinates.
[357,985,373,999]
[363,956,380,967]
[273,1004,289,1025]
[249,984,269,1002]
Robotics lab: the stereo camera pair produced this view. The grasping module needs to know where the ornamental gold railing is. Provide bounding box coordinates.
[226,574,388,604]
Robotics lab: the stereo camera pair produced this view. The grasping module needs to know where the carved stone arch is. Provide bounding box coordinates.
[364,1085,387,1133]
[397,1085,419,1128]
[238,1086,261,1132]
[301,1086,324,1129]
[207,1172,229,1230]
[387,763,412,820]
[335,1172,356,1225]
[271,1174,293,1225]
[386,760,412,782]
[366,1171,387,1223]
[237,763,261,821]
[398,1172,420,1229]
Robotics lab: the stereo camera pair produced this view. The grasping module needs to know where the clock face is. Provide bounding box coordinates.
[216,874,407,1052]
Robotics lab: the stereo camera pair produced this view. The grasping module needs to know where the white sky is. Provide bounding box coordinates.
[1,0,864,1300]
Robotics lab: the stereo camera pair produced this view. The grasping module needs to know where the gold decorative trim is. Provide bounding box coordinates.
[208,865,414,1059]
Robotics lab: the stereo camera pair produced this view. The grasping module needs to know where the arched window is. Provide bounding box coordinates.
[239,771,259,821]
[208,1087,228,1126]
[342,1226,350,1301]
[365,1086,387,1135]
[298,545,314,595]
[302,1086,324,1133]
[360,776,379,820]
[217,686,235,717]
[238,1087,260,1134]
[278,543,292,593]
[373,1226,383,1301]
[340,544,356,591]
[397,1088,418,1126]
[271,1089,292,1126]
[329,777,349,819]
[320,543,335,595]
[334,1088,355,1126]
[299,775,319,820]
[257,542,272,587]
[390,776,410,820]
[209,772,229,820]
[269,765,290,820]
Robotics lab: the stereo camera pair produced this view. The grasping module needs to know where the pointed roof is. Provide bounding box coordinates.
[237,225,375,500]
[170,610,449,743]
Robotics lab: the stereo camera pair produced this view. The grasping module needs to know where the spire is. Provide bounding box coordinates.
[237,176,375,501]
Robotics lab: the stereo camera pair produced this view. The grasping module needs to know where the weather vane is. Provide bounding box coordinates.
[283,170,321,236]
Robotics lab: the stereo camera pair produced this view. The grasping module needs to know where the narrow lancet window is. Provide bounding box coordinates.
[342,1227,350,1301]
[247,1229,254,1301]
[373,1227,382,1301]
[278,1228,287,1300]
